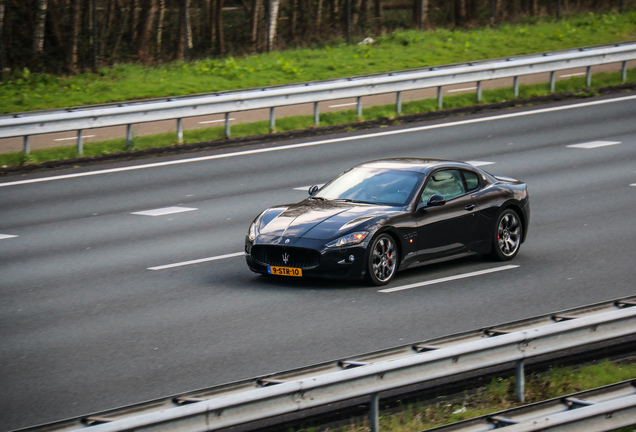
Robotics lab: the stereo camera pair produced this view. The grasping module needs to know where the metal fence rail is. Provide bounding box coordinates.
[1,42,636,154]
[426,380,636,432]
[16,296,636,432]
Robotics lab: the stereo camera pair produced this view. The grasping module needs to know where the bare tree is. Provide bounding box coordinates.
[0,0,5,74]
[267,0,279,52]
[156,0,165,56]
[69,0,81,72]
[33,0,48,57]
[137,0,158,62]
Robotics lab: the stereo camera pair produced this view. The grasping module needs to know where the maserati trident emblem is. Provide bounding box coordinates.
[282,253,290,265]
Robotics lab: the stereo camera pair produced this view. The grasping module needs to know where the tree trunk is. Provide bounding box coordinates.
[69,0,81,73]
[250,0,263,49]
[156,0,165,56]
[0,0,5,75]
[267,0,279,52]
[413,0,428,29]
[214,0,224,55]
[33,0,48,57]
[137,0,157,63]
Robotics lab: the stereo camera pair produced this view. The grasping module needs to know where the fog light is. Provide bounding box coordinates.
[348,255,355,263]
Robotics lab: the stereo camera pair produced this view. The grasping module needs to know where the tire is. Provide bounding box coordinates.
[365,233,399,286]
[491,208,522,261]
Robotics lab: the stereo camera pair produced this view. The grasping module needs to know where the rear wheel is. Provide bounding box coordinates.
[365,233,398,286]
[491,209,522,261]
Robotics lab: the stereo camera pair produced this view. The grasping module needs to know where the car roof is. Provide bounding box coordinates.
[354,158,474,174]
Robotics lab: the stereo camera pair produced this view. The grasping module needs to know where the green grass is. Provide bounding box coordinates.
[2,10,636,114]
[293,360,636,432]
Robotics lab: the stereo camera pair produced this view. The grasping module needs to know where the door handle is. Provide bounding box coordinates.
[465,204,476,211]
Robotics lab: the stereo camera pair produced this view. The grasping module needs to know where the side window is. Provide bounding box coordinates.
[462,170,480,192]
[421,169,465,204]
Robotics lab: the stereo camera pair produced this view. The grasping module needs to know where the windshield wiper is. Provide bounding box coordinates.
[310,196,326,201]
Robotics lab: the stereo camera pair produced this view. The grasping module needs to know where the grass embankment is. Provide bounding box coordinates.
[301,360,636,432]
[2,10,636,167]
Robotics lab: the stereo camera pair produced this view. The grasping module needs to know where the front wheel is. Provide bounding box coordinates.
[365,233,398,286]
[491,209,522,261]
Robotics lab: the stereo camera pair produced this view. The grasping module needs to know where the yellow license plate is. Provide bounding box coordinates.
[268,266,303,277]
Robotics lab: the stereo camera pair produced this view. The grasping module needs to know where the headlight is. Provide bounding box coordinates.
[247,222,258,241]
[326,231,369,248]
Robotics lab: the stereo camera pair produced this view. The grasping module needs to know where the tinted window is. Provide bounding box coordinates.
[317,167,423,206]
[421,169,465,203]
[462,170,480,192]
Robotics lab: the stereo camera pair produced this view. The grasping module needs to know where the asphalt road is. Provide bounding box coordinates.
[1,93,635,431]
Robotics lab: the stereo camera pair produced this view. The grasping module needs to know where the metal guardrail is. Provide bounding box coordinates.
[1,42,635,154]
[16,296,636,432]
[426,380,636,432]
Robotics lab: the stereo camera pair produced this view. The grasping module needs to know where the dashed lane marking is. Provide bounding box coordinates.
[54,135,96,142]
[328,102,357,108]
[148,252,243,270]
[131,206,198,217]
[378,265,520,293]
[447,87,477,93]
[199,118,236,124]
[0,234,18,240]
[567,141,622,149]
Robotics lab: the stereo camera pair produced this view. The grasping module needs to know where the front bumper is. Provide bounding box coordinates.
[245,236,368,281]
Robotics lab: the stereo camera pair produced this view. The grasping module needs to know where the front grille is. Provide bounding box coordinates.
[251,245,320,269]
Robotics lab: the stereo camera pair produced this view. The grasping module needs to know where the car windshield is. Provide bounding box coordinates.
[315,167,422,206]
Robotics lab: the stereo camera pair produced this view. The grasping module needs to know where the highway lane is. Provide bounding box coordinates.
[1,94,635,431]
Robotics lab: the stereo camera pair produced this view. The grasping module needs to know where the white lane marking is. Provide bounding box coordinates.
[447,87,477,93]
[560,72,586,78]
[567,141,622,149]
[54,135,96,142]
[378,265,519,293]
[328,102,357,108]
[631,184,636,187]
[132,206,198,216]
[466,160,495,167]
[3,95,635,188]
[148,252,243,270]
[0,234,18,240]
[199,118,236,124]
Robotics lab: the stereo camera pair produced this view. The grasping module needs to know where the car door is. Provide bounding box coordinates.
[414,169,479,262]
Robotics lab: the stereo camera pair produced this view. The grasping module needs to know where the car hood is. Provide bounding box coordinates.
[258,200,395,240]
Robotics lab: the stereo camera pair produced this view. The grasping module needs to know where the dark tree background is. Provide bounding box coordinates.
[0,0,628,75]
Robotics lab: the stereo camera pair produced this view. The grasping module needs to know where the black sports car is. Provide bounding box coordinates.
[245,158,529,286]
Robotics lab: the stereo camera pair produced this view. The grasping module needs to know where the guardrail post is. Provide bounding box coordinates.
[369,393,380,432]
[516,360,525,403]
[356,97,362,118]
[550,71,556,92]
[622,61,627,81]
[126,124,133,149]
[270,107,276,132]
[314,102,320,126]
[177,118,183,143]
[513,76,519,98]
[225,113,231,138]
[476,81,482,102]
[396,91,402,115]
[586,66,592,87]
[76,130,83,155]
[437,87,443,109]
[23,136,30,154]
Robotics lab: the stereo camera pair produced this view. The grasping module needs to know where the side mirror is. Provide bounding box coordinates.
[427,194,446,207]
[308,185,320,196]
